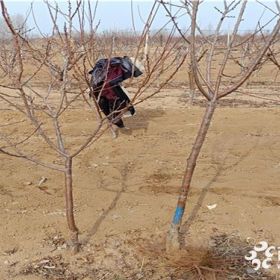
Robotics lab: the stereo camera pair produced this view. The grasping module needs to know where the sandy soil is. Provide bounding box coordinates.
[1,88,280,279]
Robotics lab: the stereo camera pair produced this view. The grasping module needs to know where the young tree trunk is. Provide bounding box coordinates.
[64,157,79,253]
[188,69,196,106]
[166,99,217,251]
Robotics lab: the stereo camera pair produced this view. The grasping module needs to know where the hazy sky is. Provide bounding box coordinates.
[2,1,279,35]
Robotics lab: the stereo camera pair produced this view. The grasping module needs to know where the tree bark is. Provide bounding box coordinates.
[64,157,79,253]
[188,69,196,106]
[166,100,216,251]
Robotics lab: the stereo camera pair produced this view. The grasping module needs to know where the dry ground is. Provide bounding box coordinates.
[1,87,280,279]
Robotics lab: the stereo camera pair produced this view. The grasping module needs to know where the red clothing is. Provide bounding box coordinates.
[100,65,124,100]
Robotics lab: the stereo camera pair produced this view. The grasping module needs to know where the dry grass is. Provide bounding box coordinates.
[19,232,275,280]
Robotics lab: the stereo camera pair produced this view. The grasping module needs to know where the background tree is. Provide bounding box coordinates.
[0,13,29,40]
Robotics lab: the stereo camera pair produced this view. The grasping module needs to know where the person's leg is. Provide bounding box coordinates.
[98,96,110,116]
[98,97,124,128]
[98,97,119,138]
[113,118,125,128]
[113,86,136,116]
[111,98,126,128]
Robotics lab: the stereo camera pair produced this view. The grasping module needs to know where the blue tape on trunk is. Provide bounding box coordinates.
[172,206,184,225]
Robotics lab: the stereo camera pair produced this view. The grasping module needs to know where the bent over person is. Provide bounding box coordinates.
[89,56,143,129]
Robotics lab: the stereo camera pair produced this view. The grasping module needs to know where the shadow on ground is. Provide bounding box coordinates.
[123,108,165,132]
